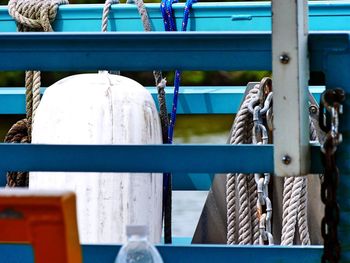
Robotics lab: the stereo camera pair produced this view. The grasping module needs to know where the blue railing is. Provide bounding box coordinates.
[2,2,350,262]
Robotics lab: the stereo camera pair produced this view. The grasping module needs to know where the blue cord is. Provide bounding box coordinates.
[161,0,196,144]
[160,0,196,242]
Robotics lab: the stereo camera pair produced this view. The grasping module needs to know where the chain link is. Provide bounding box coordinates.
[319,88,345,263]
[249,78,273,245]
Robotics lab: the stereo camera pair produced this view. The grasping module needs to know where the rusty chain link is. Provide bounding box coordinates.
[249,78,274,245]
[319,88,345,263]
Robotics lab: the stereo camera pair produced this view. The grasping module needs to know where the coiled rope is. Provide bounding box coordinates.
[227,80,316,245]
[5,0,68,187]
[226,85,259,244]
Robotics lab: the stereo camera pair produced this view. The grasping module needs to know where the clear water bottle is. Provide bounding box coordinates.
[115,225,164,263]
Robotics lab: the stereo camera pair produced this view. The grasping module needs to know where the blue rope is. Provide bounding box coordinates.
[160,0,196,244]
[161,0,196,144]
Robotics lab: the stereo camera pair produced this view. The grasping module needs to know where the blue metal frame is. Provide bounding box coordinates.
[0,86,324,115]
[1,2,350,32]
[0,32,345,72]
[0,244,323,263]
[2,2,350,262]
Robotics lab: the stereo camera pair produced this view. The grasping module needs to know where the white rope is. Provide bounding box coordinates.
[237,173,251,244]
[297,177,311,245]
[226,86,259,244]
[101,0,119,32]
[281,177,303,245]
[281,116,318,245]
[248,174,259,244]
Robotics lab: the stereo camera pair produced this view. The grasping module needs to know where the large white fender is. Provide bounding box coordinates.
[30,73,163,244]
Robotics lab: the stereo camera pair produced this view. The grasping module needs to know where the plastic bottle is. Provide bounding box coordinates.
[115,225,164,263]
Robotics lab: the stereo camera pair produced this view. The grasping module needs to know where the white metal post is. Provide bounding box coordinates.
[272,0,310,176]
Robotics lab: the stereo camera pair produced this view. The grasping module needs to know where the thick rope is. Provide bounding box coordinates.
[281,116,318,245]
[248,173,259,244]
[8,0,67,31]
[297,177,310,245]
[281,177,304,245]
[6,0,68,187]
[101,0,119,32]
[226,86,259,244]
[25,71,34,139]
[4,119,29,187]
[281,176,295,242]
[237,173,251,244]
[226,173,236,244]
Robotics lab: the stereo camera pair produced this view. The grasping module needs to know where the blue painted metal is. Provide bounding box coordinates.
[0,32,346,71]
[0,32,271,71]
[1,2,350,32]
[0,243,323,263]
[0,86,324,115]
[82,244,323,263]
[0,143,322,190]
[0,245,34,263]
[0,144,274,173]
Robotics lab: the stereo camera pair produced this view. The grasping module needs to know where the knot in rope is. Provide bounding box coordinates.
[8,0,68,32]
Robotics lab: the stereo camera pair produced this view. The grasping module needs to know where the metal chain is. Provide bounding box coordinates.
[248,78,274,245]
[319,88,345,263]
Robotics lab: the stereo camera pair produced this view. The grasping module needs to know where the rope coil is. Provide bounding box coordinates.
[226,78,317,246]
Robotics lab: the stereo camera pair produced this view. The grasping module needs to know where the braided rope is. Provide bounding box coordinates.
[237,173,251,244]
[281,177,303,245]
[248,174,259,244]
[24,71,34,139]
[9,0,67,31]
[293,117,320,245]
[226,173,236,244]
[281,116,318,245]
[101,0,119,32]
[297,177,310,245]
[4,119,29,187]
[32,71,41,123]
[134,0,152,32]
[226,86,259,244]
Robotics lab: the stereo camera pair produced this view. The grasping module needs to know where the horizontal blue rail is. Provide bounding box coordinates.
[0,143,323,190]
[0,244,323,263]
[0,32,347,71]
[0,143,322,172]
[0,32,271,71]
[0,86,324,115]
[0,2,350,32]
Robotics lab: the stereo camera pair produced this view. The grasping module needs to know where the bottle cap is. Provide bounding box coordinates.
[126,225,149,236]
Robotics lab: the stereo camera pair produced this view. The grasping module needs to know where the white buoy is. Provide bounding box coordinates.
[29,73,163,244]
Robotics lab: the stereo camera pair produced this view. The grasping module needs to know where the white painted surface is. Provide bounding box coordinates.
[272,0,310,176]
[30,73,163,244]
